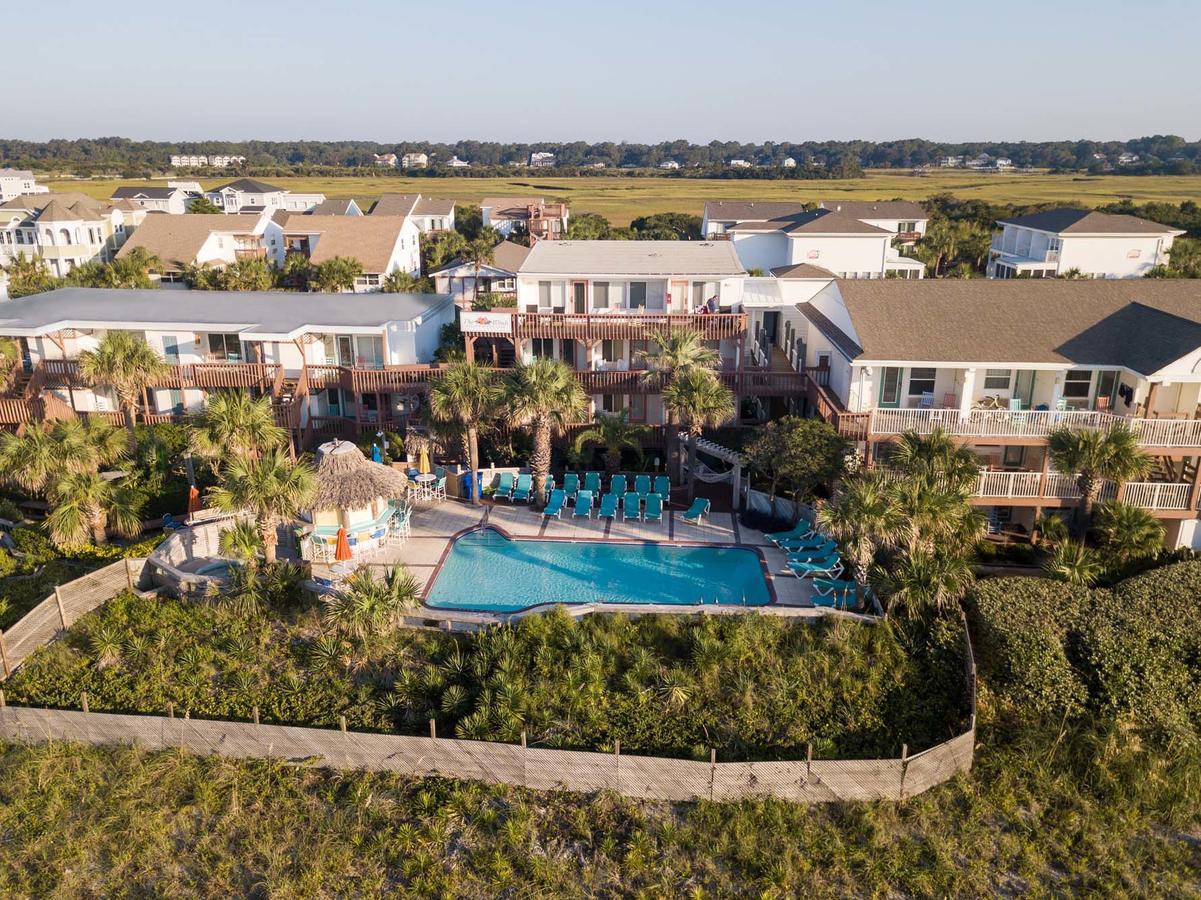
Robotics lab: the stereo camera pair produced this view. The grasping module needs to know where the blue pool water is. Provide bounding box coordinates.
[425,528,771,612]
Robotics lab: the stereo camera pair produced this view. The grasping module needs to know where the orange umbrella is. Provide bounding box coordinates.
[186,485,201,514]
[334,526,353,562]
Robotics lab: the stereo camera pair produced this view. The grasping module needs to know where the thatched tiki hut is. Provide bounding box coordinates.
[309,440,410,557]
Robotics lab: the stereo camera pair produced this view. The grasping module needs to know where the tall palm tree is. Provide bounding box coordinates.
[1043,540,1103,587]
[888,475,983,556]
[638,329,719,477]
[571,410,650,475]
[507,358,589,501]
[76,331,170,450]
[818,471,908,594]
[190,391,287,465]
[322,566,420,640]
[890,428,980,492]
[207,449,315,565]
[870,549,974,619]
[428,355,504,506]
[218,519,263,563]
[662,368,736,500]
[462,234,497,309]
[1092,501,1164,566]
[46,470,144,546]
[1048,424,1151,534]
[0,418,127,495]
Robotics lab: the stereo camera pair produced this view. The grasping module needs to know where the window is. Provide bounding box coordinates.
[1063,370,1092,399]
[628,282,647,309]
[630,340,650,370]
[600,394,624,414]
[907,367,936,397]
[592,281,609,309]
[601,340,621,363]
[629,394,647,422]
[898,221,916,233]
[983,369,1012,390]
[207,333,243,362]
[355,335,384,367]
[879,367,903,405]
[537,281,552,308]
[531,338,554,359]
[162,337,180,364]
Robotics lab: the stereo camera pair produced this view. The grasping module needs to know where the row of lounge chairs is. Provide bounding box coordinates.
[764,516,860,610]
[494,471,672,504]
[541,489,712,525]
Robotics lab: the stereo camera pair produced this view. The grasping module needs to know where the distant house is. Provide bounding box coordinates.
[169,155,245,168]
[481,197,568,242]
[528,152,556,168]
[277,212,420,290]
[1118,152,1141,166]
[115,212,283,283]
[400,153,428,169]
[658,160,680,170]
[309,197,364,216]
[369,194,455,232]
[728,159,752,169]
[204,178,324,215]
[993,158,1014,171]
[583,161,606,169]
[373,153,399,167]
[965,153,992,169]
[0,192,147,275]
[433,240,531,308]
[939,156,964,168]
[988,208,1183,279]
[781,157,797,168]
[445,156,471,168]
[111,186,191,215]
[0,168,48,202]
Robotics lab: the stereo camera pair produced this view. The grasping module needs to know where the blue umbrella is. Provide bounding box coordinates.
[371,444,382,463]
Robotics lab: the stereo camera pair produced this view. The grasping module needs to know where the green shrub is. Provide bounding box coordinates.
[11,527,57,571]
[0,548,15,579]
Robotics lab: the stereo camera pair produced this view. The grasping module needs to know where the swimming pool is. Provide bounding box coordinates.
[195,560,235,578]
[424,527,771,612]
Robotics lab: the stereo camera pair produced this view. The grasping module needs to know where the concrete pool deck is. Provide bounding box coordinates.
[343,499,821,612]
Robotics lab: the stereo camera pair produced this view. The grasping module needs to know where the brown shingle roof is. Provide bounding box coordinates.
[704,200,808,222]
[279,213,407,273]
[115,214,264,270]
[770,263,837,279]
[997,208,1182,235]
[824,279,1201,375]
[368,193,420,217]
[817,199,927,220]
[310,197,362,215]
[481,197,544,221]
[412,196,454,217]
[726,208,890,236]
[438,240,530,275]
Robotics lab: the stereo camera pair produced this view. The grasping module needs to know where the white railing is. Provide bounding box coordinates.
[1122,481,1193,511]
[868,408,1201,448]
[975,470,1044,498]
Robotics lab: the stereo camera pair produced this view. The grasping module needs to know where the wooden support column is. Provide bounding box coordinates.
[1145,381,1161,418]
[464,335,476,361]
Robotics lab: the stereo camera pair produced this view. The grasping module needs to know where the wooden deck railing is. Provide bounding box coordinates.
[462,311,747,342]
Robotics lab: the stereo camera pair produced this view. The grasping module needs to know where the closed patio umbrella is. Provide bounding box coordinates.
[334,526,352,562]
[186,485,201,514]
[372,444,383,464]
[418,447,431,475]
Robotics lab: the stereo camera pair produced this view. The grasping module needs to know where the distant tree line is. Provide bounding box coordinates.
[3,135,1200,177]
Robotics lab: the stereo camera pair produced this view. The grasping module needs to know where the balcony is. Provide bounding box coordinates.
[862,408,1201,449]
[462,311,747,342]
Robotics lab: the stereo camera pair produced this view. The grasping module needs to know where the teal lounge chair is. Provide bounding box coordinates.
[787,540,838,562]
[542,489,566,518]
[611,474,627,497]
[812,578,859,610]
[494,471,515,501]
[681,497,709,524]
[622,491,642,521]
[634,474,652,498]
[573,490,594,518]
[654,475,671,501]
[512,473,534,503]
[584,472,602,496]
[767,520,816,547]
[779,532,832,551]
[787,553,843,579]
[562,473,580,499]
[598,491,619,520]
[644,493,663,524]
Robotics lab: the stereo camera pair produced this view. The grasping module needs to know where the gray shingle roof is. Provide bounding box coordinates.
[819,279,1201,375]
[997,208,1182,235]
[703,200,808,222]
[112,186,180,200]
[817,200,927,220]
[726,208,890,236]
[770,263,837,279]
[212,178,285,194]
[519,240,745,276]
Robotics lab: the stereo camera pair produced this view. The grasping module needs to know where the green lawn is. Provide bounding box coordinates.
[46,171,1201,225]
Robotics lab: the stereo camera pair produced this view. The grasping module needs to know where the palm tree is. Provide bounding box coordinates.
[462,235,497,309]
[571,411,650,475]
[507,358,589,501]
[322,566,420,640]
[45,470,144,546]
[190,391,287,465]
[888,475,983,556]
[638,329,719,477]
[1092,501,1164,566]
[871,549,974,619]
[818,472,907,595]
[428,356,504,506]
[662,368,735,500]
[1048,424,1152,534]
[207,449,315,565]
[218,519,263,563]
[1043,540,1103,587]
[890,428,980,492]
[0,418,128,495]
[76,331,170,450]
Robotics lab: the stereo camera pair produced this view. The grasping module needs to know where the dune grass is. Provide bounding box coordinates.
[45,171,1201,225]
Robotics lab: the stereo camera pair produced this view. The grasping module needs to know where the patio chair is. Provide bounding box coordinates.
[778,532,833,551]
[812,578,859,610]
[542,489,566,518]
[786,553,843,579]
[644,493,663,524]
[787,540,838,562]
[610,474,628,497]
[681,497,709,524]
[512,473,534,503]
[918,391,935,409]
[161,513,184,532]
[597,491,619,520]
[584,471,602,496]
[654,475,671,501]
[767,520,816,546]
[432,473,447,501]
[573,490,594,518]
[622,491,642,521]
[562,472,580,499]
[494,471,515,502]
[634,474,652,498]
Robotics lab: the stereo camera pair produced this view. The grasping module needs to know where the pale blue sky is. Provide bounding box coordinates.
[8,0,1200,142]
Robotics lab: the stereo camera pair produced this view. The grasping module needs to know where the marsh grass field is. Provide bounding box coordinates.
[46,171,1201,225]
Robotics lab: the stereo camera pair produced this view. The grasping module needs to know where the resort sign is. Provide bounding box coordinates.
[464,311,514,334]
